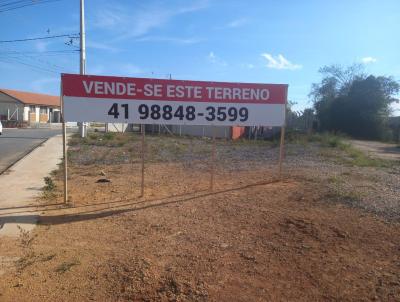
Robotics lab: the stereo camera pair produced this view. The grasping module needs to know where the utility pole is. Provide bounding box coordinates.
[79,0,87,137]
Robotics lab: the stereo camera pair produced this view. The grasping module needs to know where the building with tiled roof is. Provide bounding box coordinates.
[0,88,61,124]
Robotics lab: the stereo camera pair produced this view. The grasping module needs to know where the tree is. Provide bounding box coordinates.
[310,64,399,139]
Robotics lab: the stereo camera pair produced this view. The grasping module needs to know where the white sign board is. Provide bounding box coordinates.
[61,74,288,126]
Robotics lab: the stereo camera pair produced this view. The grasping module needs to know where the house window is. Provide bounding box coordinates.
[40,106,47,114]
[29,105,35,112]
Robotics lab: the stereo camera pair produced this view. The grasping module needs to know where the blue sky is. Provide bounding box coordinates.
[0,0,399,114]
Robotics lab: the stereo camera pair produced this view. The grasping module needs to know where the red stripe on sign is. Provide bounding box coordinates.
[61,73,287,104]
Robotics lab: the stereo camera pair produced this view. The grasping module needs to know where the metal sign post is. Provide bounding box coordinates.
[278,125,286,177]
[210,126,216,191]
[140,124,145,197]
[278,95,288,178]
[61,92,68,204]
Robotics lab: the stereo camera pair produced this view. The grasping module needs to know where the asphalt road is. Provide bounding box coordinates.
[0,128,62,174]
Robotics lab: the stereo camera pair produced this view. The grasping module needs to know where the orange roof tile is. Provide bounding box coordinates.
[0,89,60,107]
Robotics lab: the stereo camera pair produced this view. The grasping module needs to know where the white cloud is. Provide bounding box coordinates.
[226,18,248,28]
[85,63,144,77]
[361,56,377,64]
[242,63,255,69]
[391,102,400,116]
[30,77,59,93]
[207,51,227,66]
[87,64,106,75]
[118,63,144,76]
[261,53,302,70]
[208,51,216,62]
[35,41,49,52]
[92,1,208,41]
[92,8,124,29]
[86,40,121,52]
[135,36,201,44]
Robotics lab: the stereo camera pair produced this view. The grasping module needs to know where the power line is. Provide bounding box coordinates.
[0,45,78,60]
[13,52,71,70]
[0,49,78,54]
[2,53,77,58]
[0,1,74,74]
[0,0,62,13]
[0,45,74,73]
[0,52,72,74]
[0,34,79,43]
[0,0,32,3]
[0,57,59,75]
[0,0,61,11]
[0,1,33,7]
[0,0,24,4]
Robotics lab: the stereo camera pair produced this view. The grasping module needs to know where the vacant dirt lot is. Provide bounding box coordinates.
[0,132,399,301]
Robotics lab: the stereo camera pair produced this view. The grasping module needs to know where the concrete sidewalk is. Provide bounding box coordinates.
[0,135,63,237]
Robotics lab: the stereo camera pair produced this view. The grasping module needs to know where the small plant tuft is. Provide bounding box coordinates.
[15,226,38,271]
[17,225,36,249]
[43,176,55,191]
[104,132,116,140]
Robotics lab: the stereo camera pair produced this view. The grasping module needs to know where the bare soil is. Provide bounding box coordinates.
[0,133,399,301]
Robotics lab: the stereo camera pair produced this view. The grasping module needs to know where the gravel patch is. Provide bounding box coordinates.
[68,134,400,221]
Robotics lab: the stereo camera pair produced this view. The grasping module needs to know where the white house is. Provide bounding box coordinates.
[0,88,61,124]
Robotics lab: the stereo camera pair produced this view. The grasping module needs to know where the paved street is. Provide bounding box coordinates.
[0,128,62,174]
[0,134,63,237]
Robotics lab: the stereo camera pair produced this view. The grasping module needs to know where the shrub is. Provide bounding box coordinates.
[43,176,55,191]
[104,132,116,140]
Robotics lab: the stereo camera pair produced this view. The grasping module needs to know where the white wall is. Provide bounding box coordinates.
[23,105,41,122]
[106,123,128,132]
[23,106,30,121]
[35,107,40,122]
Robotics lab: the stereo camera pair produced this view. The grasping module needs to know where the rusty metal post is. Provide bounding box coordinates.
[140,124,145,197]
[210,127,216,191]
[61,88,68,204]
[278,88,288,178]
[278,126,286,177]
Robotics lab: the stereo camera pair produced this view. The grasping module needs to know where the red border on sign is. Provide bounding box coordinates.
[61,73,288,104]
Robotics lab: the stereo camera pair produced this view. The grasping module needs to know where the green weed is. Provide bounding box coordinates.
[43,176,55,191]
[340,144,394,168]
[309,133,396,168]
[15,226,38,271]
[104,132,116,140]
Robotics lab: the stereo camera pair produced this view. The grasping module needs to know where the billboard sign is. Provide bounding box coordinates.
[61,73,287,126]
